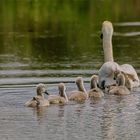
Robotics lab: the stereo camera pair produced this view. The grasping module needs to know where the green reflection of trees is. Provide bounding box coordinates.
[0,0,140,63]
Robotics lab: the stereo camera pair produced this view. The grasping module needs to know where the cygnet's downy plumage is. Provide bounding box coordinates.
[88,75,104,98]
[109,72,130,95]
[48,83,68,104]
[69,77,88,102]
[25,83,50,107]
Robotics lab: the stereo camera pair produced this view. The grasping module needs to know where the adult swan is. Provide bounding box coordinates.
[98,21,139,89]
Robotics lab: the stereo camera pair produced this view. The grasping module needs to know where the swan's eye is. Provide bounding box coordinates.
[100,33,103,39]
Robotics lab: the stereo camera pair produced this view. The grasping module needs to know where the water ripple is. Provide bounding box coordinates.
[115,22,140,26]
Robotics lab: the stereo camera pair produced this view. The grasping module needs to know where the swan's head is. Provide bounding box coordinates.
[36,83,49,96]
[101,21,113,39]
[98,62,121,89]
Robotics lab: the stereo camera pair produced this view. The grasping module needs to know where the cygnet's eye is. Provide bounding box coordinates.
[100,33,103,39]
[113,77,116,80]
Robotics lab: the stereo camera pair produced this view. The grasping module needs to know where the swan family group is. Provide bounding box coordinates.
[25,21,140,108]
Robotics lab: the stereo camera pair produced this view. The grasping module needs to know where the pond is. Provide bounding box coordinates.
[0,0,140,140]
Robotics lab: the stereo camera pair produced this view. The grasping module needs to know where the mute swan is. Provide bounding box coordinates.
[109,72,130,95]
[69,77,88,101]
[98,21,139,89]
[48,83,68,104]
[25,83,50,107]
[88,75,104,98]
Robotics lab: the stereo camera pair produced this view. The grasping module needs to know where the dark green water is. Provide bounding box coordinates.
[0,0,140,140]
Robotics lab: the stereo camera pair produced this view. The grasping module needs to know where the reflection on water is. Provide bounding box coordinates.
[101,94,140,140]
[0,85,140,140]
[0,0,140,140]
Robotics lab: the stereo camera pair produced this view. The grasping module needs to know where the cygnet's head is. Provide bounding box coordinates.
[58,83,66,96]
[36,83,49,96]
[91,75,99,83]
[58,82,66,90]
[116,73,126,86]
[75,77,86,92]
[101,21,113,39]
[75,77,83,87]
[90,75,99,89]
[58,82,68,102]
[113,70,121,80]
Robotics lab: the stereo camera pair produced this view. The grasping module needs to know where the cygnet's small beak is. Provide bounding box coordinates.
[33,97,37,100]
[44,90,50,95]
[100,33,103,39]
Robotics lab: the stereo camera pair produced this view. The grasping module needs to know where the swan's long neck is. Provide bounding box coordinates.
[103,36,114,62]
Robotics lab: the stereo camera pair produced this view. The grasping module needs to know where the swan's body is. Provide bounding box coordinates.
[88,75,104,98]
[109,72,130,95]
[69,77,88,102]
[99,61,121,88]
[98,21,139,89]
[25,83,50,107]
[48,83,68,104]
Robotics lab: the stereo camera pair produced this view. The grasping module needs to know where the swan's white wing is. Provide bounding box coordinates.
[98,61,121,88]
[120,64,140,87]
